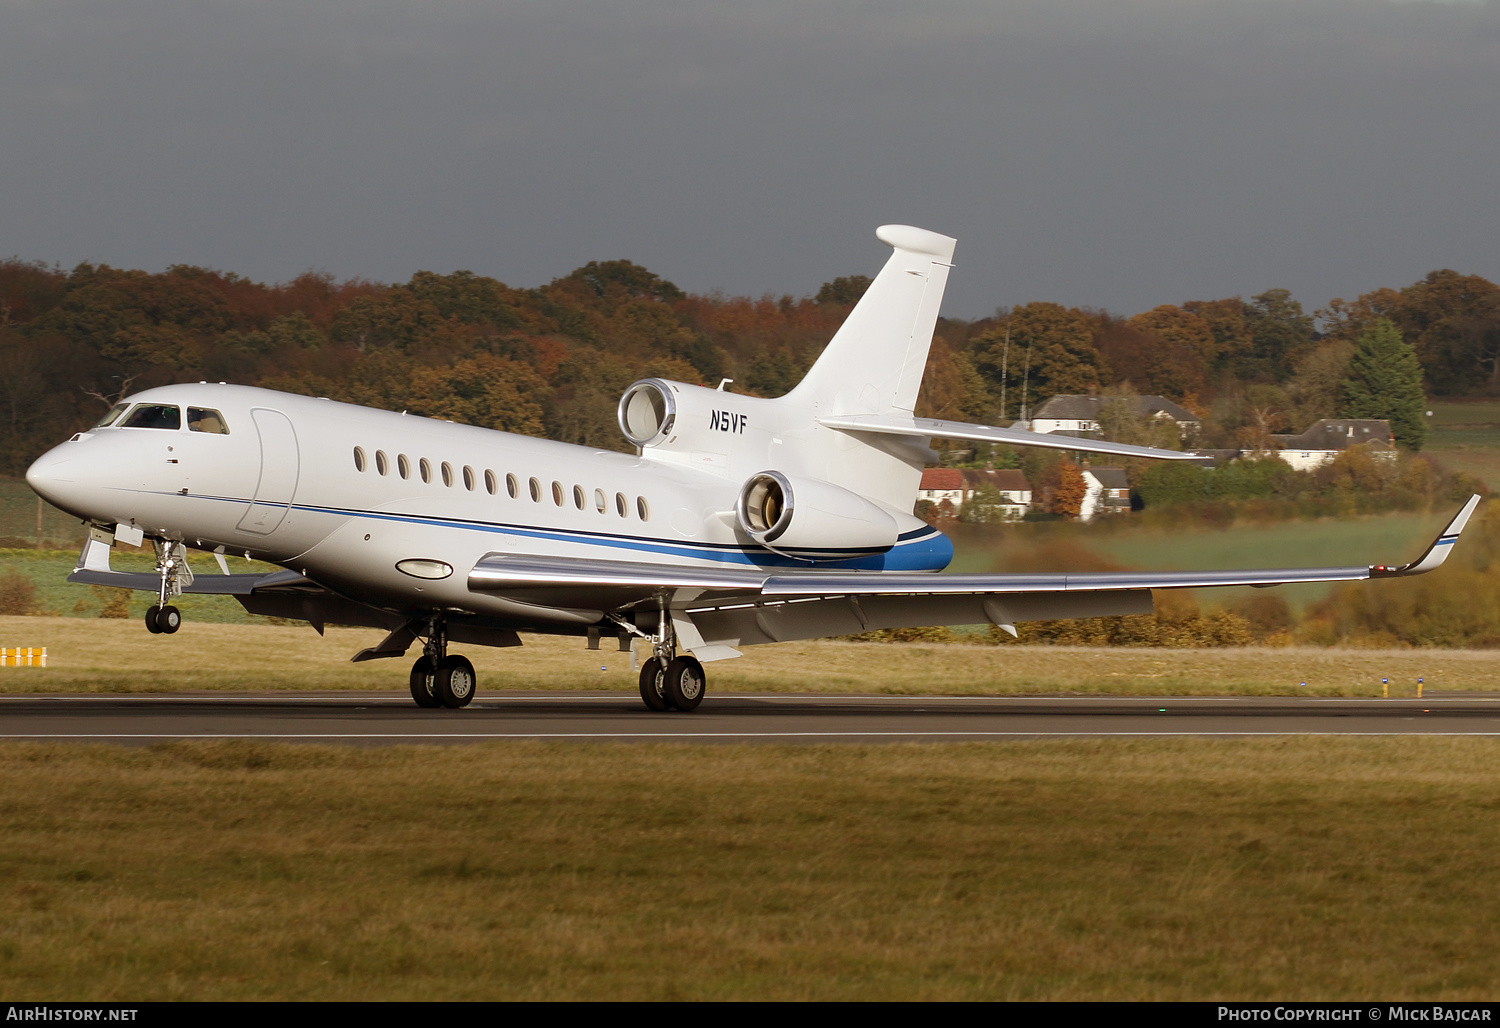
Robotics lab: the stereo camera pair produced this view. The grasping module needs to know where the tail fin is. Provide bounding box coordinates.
[785,225,956,415]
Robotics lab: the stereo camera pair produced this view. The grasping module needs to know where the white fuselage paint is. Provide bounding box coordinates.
[27,383,950,627]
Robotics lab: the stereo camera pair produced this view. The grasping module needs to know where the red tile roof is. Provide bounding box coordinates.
[920,468,965,490]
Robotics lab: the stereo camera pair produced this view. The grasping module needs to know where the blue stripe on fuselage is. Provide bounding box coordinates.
[140,490,956,572]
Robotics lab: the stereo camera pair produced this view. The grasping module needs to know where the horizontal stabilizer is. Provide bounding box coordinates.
[817,413,1201,462]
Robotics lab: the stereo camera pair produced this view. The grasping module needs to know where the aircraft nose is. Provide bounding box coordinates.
[25,451,72,505]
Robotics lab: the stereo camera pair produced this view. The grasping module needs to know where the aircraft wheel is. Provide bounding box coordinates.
[435,655,476,709]
[638,657,669,711]
[144,605,163,634]
[663,655,706,712]
[409,656,439,708]
[155,605,181,634]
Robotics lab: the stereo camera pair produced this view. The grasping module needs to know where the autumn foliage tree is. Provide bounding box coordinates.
[1049,460,1088,519]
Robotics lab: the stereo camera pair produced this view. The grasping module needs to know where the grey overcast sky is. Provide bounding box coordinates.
[2,0,1497,318]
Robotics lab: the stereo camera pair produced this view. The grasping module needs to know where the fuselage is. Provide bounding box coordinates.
[26,384,952,627]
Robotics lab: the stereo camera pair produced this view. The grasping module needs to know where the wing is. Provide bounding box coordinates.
[469,495,1482,657]
[66,535,308,596]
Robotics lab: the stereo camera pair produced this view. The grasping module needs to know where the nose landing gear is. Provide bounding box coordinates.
[144,539,190,635]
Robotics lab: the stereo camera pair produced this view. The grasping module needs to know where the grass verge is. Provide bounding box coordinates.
[0,615,1497,696]
[1,737,1498,1000]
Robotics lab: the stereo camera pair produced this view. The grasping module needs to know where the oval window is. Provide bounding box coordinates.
[637,496,650,521]
[353,447,366,472]
[594,488,607,513]
[507,474,519,499]
[616,492,627,517]
[484,470,497,495]
[551,481,564,506]
[463,466,475,491]
[397,454,411,480]
[419,458,431,483]
[442,462,454,487]
[529,477,541,502]
[376,451,389,476]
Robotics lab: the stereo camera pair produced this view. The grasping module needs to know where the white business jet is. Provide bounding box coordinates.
[24,226,1479,711]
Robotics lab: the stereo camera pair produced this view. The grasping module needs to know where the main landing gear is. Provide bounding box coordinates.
[624,610,706,713]
[408,615,475,710]
[144,539,189,635]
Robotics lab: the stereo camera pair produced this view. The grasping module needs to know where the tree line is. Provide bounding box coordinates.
[1,253,1496,477]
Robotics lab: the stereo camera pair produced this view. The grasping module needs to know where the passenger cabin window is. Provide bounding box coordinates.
[353,447,367,472]
[376,451,389,476]
[463,466,475,491]
[551,481,564,506]
[529,477,541,502]
[572,485,585,510]
[187,407,229,434]
[95,403,130,429]
[441,462,454,487]
[507,474,519,499]
[397,454,411,480]
[637,497,649,521]
[615,492,627,517]
[419,458,431,483]
[121,405,181,430]
[594,489,606,514]
[485,470,498,495]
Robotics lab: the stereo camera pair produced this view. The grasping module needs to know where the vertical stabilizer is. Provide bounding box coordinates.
[785,225,956,415]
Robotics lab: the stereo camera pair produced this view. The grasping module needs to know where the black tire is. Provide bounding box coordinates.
[663,655,706,712]
[435,655,476,709]
[409,656,439,708]
[155,605,181,634]
[638,657,669,711]
[144,605,163,635]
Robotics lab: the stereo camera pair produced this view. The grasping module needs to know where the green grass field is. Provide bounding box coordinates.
[2,737,1499,1000]
[1424,400,1500,490]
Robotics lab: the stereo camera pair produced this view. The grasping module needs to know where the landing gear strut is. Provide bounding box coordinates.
[624,607,706,713]
[408,615,475,709]
[144,538,188,635]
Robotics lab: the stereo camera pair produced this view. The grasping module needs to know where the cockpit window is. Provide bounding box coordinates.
[187,407,229,434]
[94,403,131,429]
[120,404,182,430]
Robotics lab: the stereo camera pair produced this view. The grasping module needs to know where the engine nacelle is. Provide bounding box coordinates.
[618,377,772,451]
[735,470,898,561]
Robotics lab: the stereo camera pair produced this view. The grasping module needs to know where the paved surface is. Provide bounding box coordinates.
[3,692,1500,743]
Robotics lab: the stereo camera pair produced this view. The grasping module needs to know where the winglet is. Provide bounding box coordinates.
[1369,495,1482,578]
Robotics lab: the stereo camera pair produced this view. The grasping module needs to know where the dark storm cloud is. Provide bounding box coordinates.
[1,0,1497,317]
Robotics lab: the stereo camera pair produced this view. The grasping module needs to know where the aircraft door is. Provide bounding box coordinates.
[236,408,300,535]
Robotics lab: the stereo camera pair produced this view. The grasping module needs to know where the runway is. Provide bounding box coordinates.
[4,692,1500,742]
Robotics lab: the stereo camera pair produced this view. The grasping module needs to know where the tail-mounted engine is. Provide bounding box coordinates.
[735,470,898,562]
[618,377,771,454]
[618,379,679,448]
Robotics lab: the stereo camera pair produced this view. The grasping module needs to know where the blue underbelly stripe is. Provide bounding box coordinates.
[144,490,954,572]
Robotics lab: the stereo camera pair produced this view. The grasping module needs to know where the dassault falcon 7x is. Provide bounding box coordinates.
[25,226,1479,711]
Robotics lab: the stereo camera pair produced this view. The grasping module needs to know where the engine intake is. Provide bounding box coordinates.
[735,471,898,561]
[618,379,676,447]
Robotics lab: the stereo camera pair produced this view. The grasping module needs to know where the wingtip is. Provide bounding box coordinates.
[1370,494,1483,578]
